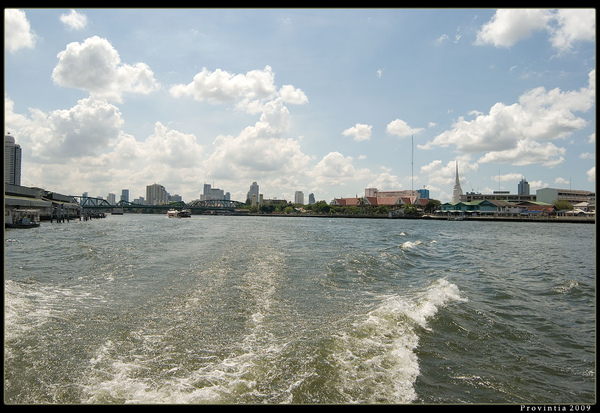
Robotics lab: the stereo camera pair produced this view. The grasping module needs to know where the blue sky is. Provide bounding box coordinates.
[5,8,595,203]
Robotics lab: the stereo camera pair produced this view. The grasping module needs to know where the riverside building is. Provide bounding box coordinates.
[460,192,536,203]
[536,188,594,206]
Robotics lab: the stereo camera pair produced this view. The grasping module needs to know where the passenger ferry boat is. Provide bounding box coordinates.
[5,209,41,228]
[167,209,192,218]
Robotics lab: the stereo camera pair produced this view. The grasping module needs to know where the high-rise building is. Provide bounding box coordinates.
[5,133,22,186]
[417,188,430,199]
[451,162,463,203]
[247,181,259,203]
[295,191,304,204]
[201,183,225,200]
[146,183,168,205]
[518,177,530,195]
[202,183,212,200]
[308,193,315,205]
[107,193,116,205]
[121,189,129,203]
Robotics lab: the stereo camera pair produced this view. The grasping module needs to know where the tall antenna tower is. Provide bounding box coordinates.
[411,135,414,194]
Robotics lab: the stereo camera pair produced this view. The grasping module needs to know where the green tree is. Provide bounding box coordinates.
[313,200,331,214]
[553,200,573,210]
[357,197,366,214]
[424,199,441,213]
[260,204,275,214]
[404,204,419,215]
[375,205,390,215]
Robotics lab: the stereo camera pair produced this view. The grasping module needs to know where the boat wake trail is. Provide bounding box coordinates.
[328,278,467,403]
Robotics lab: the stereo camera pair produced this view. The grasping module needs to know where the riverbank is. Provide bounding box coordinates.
[242,213,595,223]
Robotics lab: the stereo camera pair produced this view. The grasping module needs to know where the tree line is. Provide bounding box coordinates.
[245,199,443,216]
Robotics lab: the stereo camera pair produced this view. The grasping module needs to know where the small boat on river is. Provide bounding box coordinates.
[167,209,192,218]
[5,209,41,228]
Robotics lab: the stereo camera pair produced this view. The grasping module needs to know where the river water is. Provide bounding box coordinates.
[4,214,596,404]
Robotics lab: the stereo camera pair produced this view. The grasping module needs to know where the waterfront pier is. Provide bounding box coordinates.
[4,183,82,224]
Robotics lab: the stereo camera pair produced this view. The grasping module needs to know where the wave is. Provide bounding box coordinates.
[81,246,290,404]
[79,278,466,404]
[4,279,52,343]
[400,240,424,250]
[552,279,580,294]
[328,278,467,403]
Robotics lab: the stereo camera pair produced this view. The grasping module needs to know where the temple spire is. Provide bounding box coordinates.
[451,161,463,203]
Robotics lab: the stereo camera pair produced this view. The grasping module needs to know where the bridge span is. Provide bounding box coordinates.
[76,197,246,213]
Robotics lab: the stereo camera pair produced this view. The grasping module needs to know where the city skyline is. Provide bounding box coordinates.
[59,174,558,206]
[4,9,596,203]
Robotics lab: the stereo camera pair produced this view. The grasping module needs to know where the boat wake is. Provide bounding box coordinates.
[328,278,467,403]
[80,277,466,404]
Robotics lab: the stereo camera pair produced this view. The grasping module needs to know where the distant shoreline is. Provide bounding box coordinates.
[242,213,595,224]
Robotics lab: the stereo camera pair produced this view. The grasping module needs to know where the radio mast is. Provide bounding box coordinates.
[411,135,414,194]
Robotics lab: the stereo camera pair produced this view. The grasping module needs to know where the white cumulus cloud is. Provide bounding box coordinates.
[279,84,309,105]
[311,152,362,187]
[386,119,424,138]
[475,9,553,48]
[169,66,279,113]
[586,166,595,182]
[170,66,308,114]
[4,9,36,52]
[549,9,596,53]
[5,95,124,161]
[59,9,88,30]
[204,98,311,180]
[419,70,595,167]
[342,123,372,141]
[52,36,160,102]
[475,8,595,53]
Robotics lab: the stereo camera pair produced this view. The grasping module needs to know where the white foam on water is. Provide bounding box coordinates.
[80,278,467,404]
[330,278,467,404]
[82,326,288,404]
[4,280,52,343]
[400,240,422,249]
[82,246,288,404]
[5,279,106,342]
[552,279,580,294]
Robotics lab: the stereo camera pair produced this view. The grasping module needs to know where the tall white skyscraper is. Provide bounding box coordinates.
[146,183,168,205]
[451,161,463,203]
[295,191,304,204]
[5,133,22,186]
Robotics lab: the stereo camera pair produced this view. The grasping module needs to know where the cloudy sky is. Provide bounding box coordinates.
[5,8,595,203]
